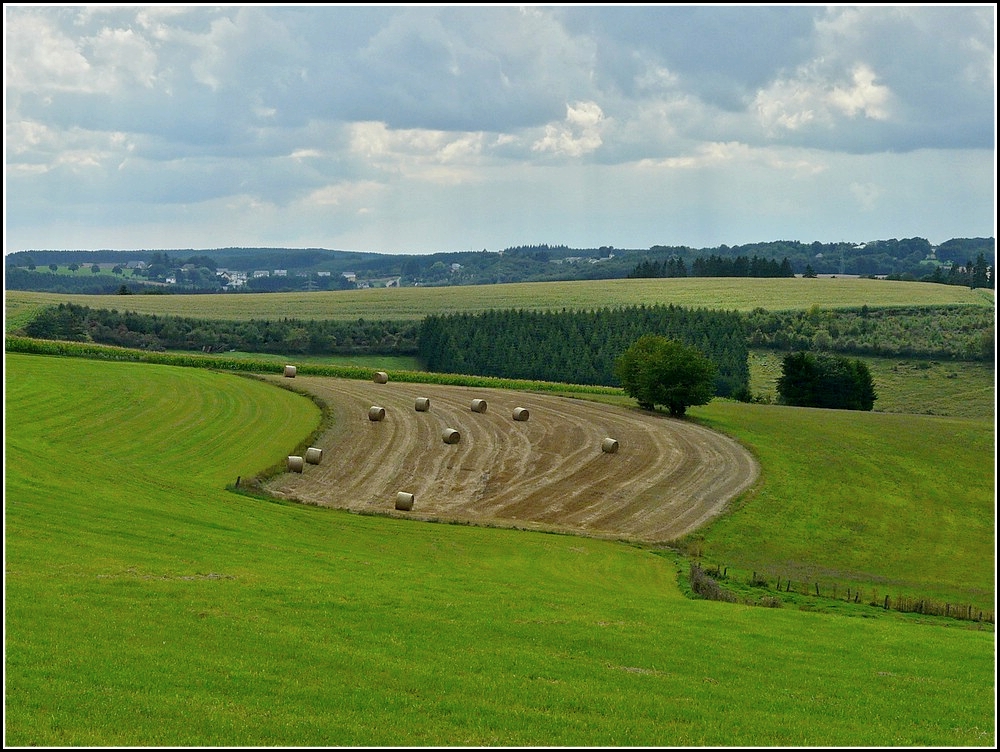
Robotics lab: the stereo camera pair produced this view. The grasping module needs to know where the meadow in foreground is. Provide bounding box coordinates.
[4,353,994,746]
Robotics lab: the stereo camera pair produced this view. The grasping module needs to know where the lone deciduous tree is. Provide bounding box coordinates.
[614,334,717,417]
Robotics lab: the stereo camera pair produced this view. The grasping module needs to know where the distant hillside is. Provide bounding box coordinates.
[5,237,994,293]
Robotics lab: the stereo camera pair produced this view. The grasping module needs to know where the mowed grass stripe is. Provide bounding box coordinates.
[689,401,995,609]
[5,277,991,325]
[5,356,319,487]
[4,355,994,746]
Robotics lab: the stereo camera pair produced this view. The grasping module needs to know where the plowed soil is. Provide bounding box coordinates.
[262,376,760,543]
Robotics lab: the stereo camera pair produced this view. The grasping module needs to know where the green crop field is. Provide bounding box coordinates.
[5,276,992,326]
[4,353,995,747]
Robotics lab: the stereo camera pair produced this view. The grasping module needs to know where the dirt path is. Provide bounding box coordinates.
[262,376,760,543]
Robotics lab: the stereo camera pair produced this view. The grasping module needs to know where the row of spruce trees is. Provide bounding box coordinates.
[418,306,749,398]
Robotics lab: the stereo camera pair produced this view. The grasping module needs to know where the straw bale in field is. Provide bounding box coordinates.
[471,398,488,413]
[287,455,305,472]
[442,428,461,444]
[512,407,529,421]
[395,491,415,511]
[305,447,323,465]
[283,365,297,378]
[373,371,389,384]
[601,438,619,454]
[414,397,431,412]
[368,405,386,421]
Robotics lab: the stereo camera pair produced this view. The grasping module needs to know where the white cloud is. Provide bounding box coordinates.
[89,26,158,89]
[303,181,383,208]
[532,101,606,157]
[347,122,490,183]
[827,64,891,120]
[755,61,893,136]
[5,12,96,93]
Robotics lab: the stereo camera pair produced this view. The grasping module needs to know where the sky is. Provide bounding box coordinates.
[3,4,997,255]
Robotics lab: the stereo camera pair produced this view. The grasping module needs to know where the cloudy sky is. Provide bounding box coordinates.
[4,4,996,255]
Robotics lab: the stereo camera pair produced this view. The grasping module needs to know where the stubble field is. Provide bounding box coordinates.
[263,375,759,543]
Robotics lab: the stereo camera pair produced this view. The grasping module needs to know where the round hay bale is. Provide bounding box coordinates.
[283,364,297,378]
[512,407,530,421]
[305,447,323,465]
[373,371,389,384]
[395,491,415,511]
[441,428,461,444]
[414,397,431,412]
[471,398,488,413]
[601,437,620,454]
[287,455,304,473]
[368,405,386,421]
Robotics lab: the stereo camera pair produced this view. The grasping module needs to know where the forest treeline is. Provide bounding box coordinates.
[7,236,994,291]
[23,304,420,356]
[629,255,795,279]
[418,306,749,397]
[20,302,995,398]
[745,305,994,362]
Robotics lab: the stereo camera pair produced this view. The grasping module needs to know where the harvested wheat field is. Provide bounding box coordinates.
[262,376,760,543]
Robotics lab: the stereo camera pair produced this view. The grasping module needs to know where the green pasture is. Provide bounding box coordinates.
[749,350,996,419]
[5,277,992,326]
[4,353,995,747]
[685,402,995,612]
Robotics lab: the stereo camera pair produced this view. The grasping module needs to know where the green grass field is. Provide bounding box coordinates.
[749,350,996,419]
[5,276,992,326]
[4,353,995,746]
[684,401,994,612]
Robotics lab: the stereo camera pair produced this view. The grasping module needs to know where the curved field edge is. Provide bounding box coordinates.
[6,337,995,609]
[683,401,995,612]
[4,353,994,747]
[5,277,992,326]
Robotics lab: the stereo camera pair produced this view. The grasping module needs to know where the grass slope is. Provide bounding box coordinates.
[687,401,995,611]
[5,277,992,326]
[4,354,995,747]
[749,350,996,419]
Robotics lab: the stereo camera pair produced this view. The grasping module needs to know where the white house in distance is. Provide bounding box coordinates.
[216,269,248,288]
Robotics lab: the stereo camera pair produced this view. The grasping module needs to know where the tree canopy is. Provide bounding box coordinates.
[776,351,877,411]
[614,335,717,417]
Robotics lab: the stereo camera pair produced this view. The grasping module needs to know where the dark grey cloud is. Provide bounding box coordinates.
[558,5,819,110]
